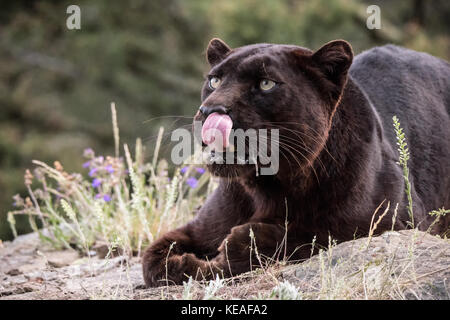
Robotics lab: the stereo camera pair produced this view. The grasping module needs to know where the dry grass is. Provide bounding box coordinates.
[4,106,449,300]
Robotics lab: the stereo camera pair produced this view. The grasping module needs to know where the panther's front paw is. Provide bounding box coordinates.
[218,222,286,269]
[142,250,221,287]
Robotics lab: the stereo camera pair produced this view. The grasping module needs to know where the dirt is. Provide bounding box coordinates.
[0,230,448,300]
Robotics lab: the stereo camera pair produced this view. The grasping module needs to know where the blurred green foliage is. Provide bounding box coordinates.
[0,0,449,240]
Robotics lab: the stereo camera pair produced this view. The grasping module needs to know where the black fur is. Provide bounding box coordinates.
[142,40,450,287]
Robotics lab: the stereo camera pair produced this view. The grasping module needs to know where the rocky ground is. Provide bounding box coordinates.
[0,230,449,300]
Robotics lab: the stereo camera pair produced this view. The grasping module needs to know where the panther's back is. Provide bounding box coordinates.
[350,45,450,219]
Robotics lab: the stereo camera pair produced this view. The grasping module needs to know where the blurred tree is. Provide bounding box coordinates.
[0,0,211,239]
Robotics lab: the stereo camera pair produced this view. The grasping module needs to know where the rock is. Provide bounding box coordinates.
[0,229,448,299]
[91,242,109,259]
[6,269,21,276]
[45,250,80,268]
[281,230,450,299]
[92,241,124,259]
[17,259,47,274]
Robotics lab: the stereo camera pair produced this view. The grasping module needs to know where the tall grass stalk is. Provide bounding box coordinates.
[111,102,120,158]
[393,116,414,228]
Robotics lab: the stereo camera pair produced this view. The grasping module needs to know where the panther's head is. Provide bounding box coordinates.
[194,38,353,178]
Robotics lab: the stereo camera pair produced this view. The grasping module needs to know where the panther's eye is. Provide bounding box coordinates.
[259,79,276,91]
[209,77,221,90]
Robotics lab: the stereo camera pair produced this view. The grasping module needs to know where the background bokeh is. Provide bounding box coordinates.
[0,0,449,240]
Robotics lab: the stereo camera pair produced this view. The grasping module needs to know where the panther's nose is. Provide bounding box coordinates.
[199,105,229,117]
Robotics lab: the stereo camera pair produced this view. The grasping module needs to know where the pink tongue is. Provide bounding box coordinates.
[201,112,233,151]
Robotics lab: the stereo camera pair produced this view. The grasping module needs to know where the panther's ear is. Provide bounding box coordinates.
[207,38,231,66]
[312,40,353,90]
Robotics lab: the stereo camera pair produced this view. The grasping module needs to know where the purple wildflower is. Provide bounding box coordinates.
[181,166,189,174]
[105,165,114,174]
[83,148,94,158]
[186,177,198,189]
[103,194,112,202]
[195,167,206,174]
[82,161,91,168]
[89,168,98,177]
[92,178,101,188]
[95,193,102,199]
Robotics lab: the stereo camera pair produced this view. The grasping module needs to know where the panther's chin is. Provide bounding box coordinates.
[205,150,254,177]
[206,163,252,178]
